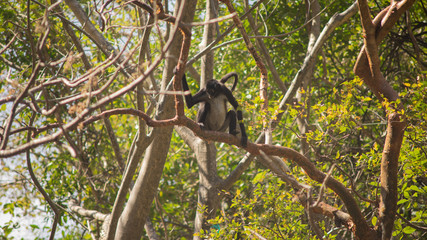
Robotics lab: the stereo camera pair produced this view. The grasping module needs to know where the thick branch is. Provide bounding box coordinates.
[354,0,416,101]
[254,144,374,238]
[64,0,120,61]
[80,107,371,236]
[111,1,194,239]
[354,1,414,239]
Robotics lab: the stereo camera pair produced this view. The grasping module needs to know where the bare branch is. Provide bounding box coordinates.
[69,199,109,221]
[187,0,267,66]
[354,1,414,238]
[243,0,287,93]
[1,62,41,150]
[26,116,61,240]
[0,33,18,55]
[276,2,358,122]
[183,12,237,26]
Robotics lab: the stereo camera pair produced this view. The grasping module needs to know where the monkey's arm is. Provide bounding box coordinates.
[222,86,239,109]
[182,74,208,108]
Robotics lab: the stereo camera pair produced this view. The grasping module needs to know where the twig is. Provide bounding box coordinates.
[396,211,427,231]
[187,0,267,66]
[307,189,324,240]
[182,12,237,26]
[1,62,41,150]
[0,33,18,55]
[313,163,336,208]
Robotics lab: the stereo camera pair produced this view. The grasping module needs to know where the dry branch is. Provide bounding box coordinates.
[69,199,109,221]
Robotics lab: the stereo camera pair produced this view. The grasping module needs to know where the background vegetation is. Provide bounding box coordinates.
[0,0,425,239]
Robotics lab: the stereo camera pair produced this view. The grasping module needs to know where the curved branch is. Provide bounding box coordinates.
[26,116,61,240]
[0,0,188,159]
[54,107,373,237]
[2,94,372,239]
[354,0,416,101]
[254,144,373,238]
[354,1,414,238]
[1,62,41,150]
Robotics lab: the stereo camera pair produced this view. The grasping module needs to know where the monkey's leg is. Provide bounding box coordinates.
[237,110,248,147]
[223,110,238,135]
[197,102,210,129]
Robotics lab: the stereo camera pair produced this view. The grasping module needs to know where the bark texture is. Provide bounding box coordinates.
[354,0,414,239]
[114,1,197,239]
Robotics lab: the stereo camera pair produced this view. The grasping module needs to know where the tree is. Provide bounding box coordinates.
[1,0,425,239]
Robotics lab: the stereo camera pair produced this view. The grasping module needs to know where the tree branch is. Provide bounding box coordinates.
[220,0,269,135]
[354,1,414,238]
[26,116,61,240]
[69,199,109,221]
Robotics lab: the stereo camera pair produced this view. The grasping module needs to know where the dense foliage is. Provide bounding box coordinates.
[0,0,425,239]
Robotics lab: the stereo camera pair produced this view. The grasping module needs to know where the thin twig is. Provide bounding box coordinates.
[0,33,18,55]
[396,211,427,231]
[313,163,335,207]
[182,12,237,26]
[26,115,61,240]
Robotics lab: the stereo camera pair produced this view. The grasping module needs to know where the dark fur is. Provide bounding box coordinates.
[182,73,248,147]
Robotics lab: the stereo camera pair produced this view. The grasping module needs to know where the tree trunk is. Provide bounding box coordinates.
[194,0,222,237]
[296,0,321,156]
[114,1,197,239]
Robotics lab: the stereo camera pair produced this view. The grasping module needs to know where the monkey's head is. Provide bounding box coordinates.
[206,80,221,98]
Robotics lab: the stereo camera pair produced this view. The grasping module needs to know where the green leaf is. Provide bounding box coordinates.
[371,216,377,226]
[252,171,266,184]
[30,224,40,229]
[402,226,416,234]
[409,185,422,192]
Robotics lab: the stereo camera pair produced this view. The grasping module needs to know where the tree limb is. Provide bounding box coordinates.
[354,1,414,238]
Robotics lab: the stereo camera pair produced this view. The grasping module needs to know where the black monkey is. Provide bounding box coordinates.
[182,73,248,147]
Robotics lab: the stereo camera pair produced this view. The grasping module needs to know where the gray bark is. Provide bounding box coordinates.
[192,0,222,237]
[244,0,287,93]
[275,2,358,126]
[113,1,197,239]
[296,0,321,156]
